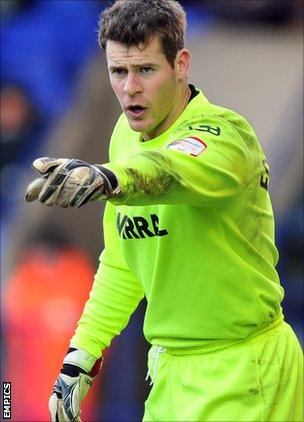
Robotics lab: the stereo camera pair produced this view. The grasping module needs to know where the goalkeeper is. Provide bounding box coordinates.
[26,0,303,421]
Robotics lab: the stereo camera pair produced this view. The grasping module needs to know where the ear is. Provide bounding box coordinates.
[175,48,191,80]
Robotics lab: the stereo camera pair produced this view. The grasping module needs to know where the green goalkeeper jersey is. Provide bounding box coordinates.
[71,87,284,358]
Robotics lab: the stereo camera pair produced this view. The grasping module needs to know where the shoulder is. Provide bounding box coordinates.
[204,103,257,138]
[110,112,134,147]
[109,113,137,161]
[173,92,258,150]
[112,112,131,136]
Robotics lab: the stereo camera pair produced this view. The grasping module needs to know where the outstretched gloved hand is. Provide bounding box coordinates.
[25,157,121,208]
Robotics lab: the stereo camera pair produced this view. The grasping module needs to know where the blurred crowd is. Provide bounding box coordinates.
[1,1,303,421]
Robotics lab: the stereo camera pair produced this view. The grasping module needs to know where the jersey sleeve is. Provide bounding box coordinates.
[103,116,249,207]
[70,201,144,359]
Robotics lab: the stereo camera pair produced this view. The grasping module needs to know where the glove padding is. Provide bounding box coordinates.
[48,372,92,422]
[49,347,102,422]
[25,157,120,208]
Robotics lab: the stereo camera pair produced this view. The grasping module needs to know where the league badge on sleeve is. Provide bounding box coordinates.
[167,137,207,157]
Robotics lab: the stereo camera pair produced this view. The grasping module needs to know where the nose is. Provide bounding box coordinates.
[123,72,143,96]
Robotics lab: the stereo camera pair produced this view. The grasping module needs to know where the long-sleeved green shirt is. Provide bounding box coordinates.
[71,87,284,358]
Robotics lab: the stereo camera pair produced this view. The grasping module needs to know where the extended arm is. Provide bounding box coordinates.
[25,119,248,209]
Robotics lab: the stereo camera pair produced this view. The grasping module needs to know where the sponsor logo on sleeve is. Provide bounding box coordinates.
[167,137,207,157]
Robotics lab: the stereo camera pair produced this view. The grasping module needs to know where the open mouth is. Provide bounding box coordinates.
[126,105,147,117]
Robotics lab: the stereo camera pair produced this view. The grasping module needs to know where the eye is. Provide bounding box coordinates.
[111,68,127,76]
[140,67,154,75]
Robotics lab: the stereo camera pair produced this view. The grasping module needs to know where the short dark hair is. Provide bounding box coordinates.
[98,0,187,67]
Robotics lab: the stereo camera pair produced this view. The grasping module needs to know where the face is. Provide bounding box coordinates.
[106,35,190,140]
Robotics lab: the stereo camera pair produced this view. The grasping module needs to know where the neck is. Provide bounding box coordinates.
[142,83,191,141]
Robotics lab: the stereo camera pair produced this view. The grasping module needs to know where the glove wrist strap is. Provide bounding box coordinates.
[63,347,97,373]
[94,165,122,198]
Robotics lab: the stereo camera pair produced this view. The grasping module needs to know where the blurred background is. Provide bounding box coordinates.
[0,0,303,420]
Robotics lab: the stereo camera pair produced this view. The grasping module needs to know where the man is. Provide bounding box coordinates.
[26,0,303,421]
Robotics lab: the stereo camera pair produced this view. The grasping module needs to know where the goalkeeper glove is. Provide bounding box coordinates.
[25,157,121,208]
[49,346,102,422]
